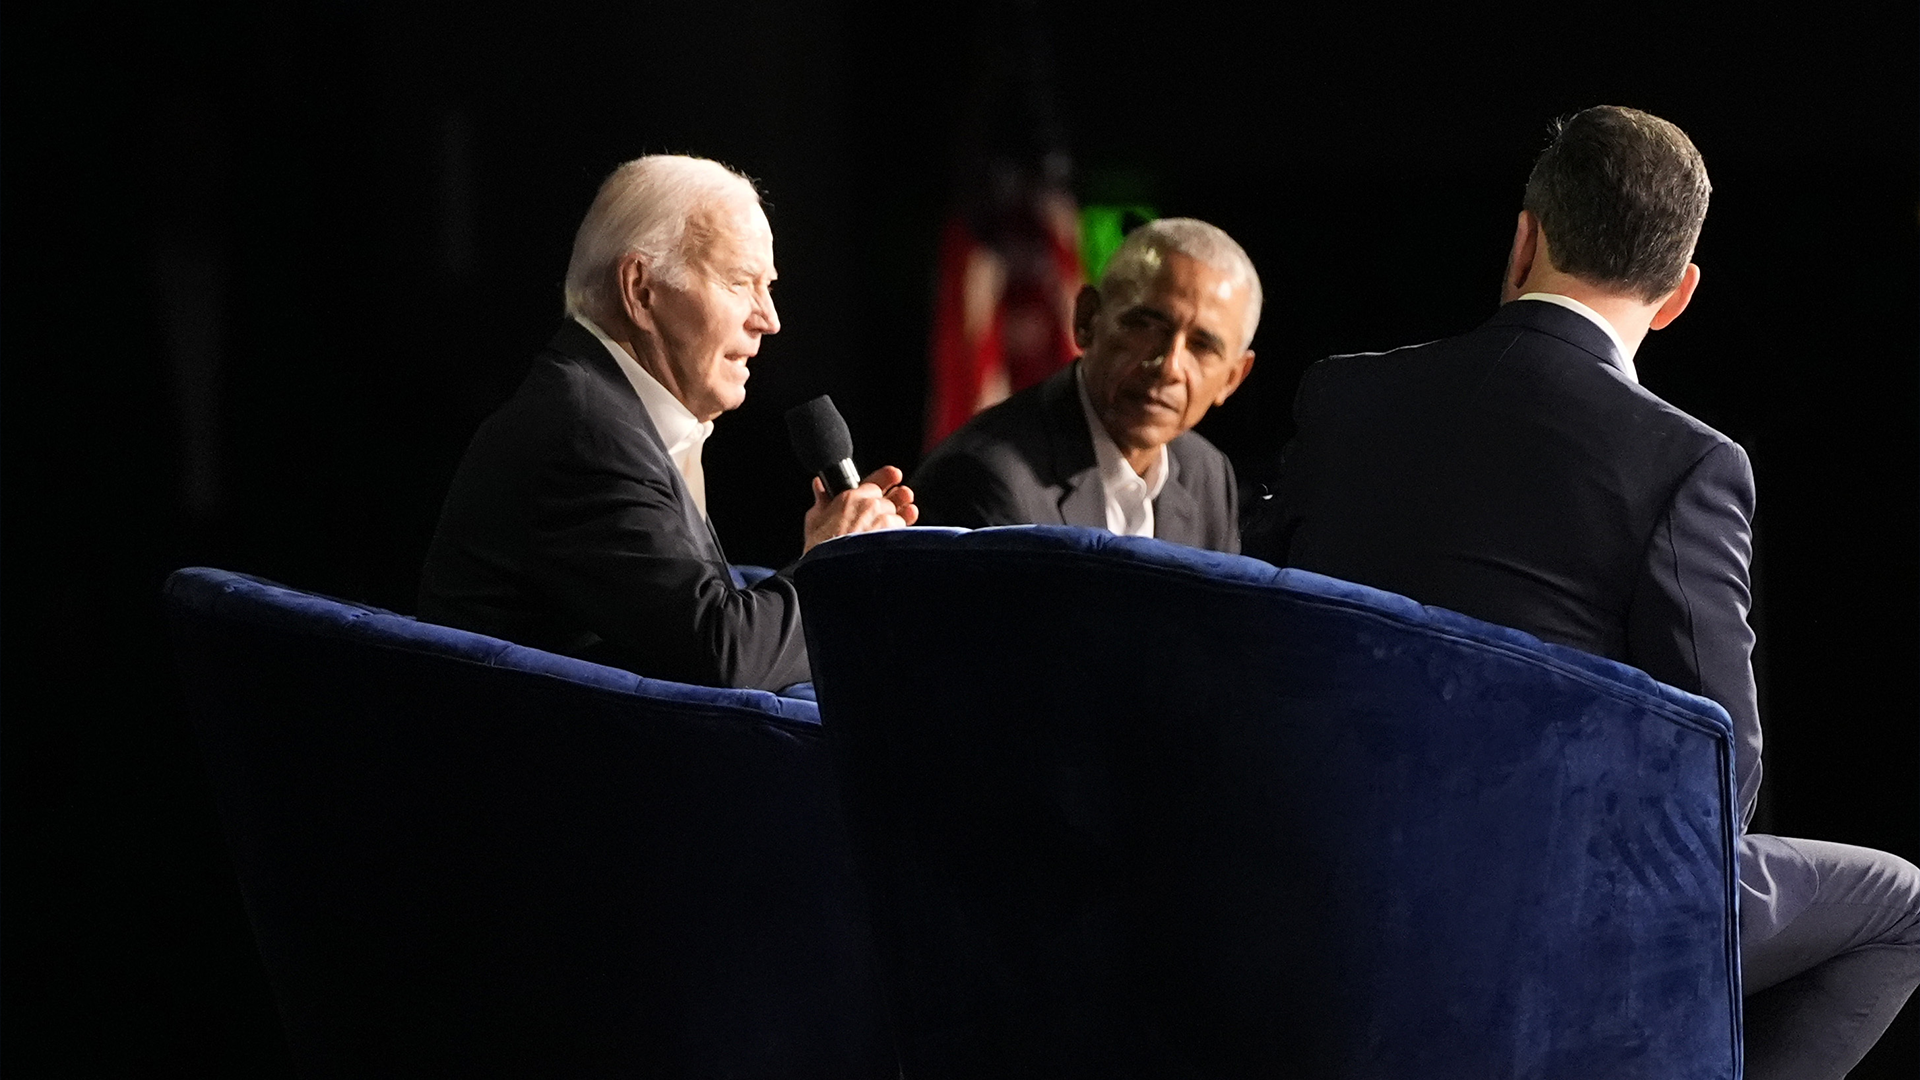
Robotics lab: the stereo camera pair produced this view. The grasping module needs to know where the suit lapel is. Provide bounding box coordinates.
[1151,448,1202,546]
[548,320,726,564]
[1041,364,1107,527]
[703,515,731,565]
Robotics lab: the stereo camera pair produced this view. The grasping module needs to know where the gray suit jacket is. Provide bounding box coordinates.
[910,362,1240,553]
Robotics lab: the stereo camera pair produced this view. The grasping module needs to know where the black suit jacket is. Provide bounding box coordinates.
[418,320,809,691]
[911,362,1241,553]
[1254,299,1761,823]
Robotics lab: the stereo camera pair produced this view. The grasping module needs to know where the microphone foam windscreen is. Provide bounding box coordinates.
[784,394,855,470]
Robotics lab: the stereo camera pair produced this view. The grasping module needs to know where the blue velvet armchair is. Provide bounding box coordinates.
[163,567,889,1078]
[795,526,1743,1079]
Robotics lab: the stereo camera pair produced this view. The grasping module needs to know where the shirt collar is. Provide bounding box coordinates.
[1074,363,1168,501]
[575,315,713,456]
[1516,292,1637,384]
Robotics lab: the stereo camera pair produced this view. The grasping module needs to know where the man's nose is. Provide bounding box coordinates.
[751,290,781,335]
[1143,336,1188,382]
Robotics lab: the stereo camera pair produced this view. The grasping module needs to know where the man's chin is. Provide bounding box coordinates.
[1108,406,1181,442]
[1112,423,1181,455]
[694,388,747,419]
[708,374,750,414]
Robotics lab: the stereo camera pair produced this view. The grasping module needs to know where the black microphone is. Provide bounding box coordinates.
[785,394,861,495]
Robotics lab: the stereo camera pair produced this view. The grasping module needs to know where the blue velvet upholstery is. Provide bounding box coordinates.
[729,562,779,589]
[796,526,1743,1079]
[164,567,888,1078]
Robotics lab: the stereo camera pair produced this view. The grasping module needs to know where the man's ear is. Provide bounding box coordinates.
[1502,210,1541,302]
[1071,285,1101,350]
[1215,351,1256,406]
[1649,262,1700,331]
[616,252,656,331]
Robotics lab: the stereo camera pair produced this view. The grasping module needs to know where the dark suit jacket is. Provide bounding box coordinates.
[1254,299,1761,824]
[911,362,1241,553]
[418,320,809,691]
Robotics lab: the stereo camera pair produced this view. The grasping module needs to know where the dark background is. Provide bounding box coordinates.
[4,2,1915,1074]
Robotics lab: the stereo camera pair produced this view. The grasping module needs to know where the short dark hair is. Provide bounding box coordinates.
[1522,106,1710,302]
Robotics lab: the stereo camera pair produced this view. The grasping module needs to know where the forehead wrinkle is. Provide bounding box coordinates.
[686,212,774,280]
[1103,251,1242,346]
[723,245,777,280]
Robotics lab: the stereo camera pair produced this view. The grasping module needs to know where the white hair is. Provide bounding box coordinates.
[1100,218,1263,351]
[562,155,761,323]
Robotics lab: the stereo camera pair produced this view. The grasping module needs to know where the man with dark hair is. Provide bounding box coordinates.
[1252,106,1919,1078]
[1522,106,1711,302]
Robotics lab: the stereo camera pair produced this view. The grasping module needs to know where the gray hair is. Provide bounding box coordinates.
[1100,218,1263,351]
[562,155,761,323]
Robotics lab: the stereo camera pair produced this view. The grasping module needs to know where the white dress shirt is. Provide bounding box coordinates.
[1073,364,1168,537]
[1517,292,1638,384]
[576,315,714,517]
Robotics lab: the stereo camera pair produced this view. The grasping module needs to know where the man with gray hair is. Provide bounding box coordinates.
[911,217,1259,552]
[419,155,915,690]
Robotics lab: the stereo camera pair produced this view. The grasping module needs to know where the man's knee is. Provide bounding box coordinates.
[1789,837,1920,949]
[1741,835,1920,982]
[1863,846,1920,949]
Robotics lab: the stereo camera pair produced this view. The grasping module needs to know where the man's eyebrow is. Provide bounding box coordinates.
[1124,302,1226,349]
[1123,303,1175,325]
[1188,325,1224,348]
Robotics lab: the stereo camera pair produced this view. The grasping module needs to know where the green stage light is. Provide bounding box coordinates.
[1078,204,1158,283]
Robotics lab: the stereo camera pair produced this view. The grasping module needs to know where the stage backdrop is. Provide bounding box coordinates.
[3,2,1914,1075]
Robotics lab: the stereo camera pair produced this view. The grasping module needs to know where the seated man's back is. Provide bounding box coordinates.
[1253,105,1919,1080]
[1268,298,1756,812]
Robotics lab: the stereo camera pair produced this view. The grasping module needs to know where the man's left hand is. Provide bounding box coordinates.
[802,465,918,554]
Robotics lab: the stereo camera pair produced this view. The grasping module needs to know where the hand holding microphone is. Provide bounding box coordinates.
[785,395,918,553]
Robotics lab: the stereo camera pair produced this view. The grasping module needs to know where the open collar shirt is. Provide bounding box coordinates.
[1073,362,1168,538]
[577,315,713,518]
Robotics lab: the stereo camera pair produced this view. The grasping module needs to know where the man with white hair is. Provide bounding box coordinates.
[910,217,1259,552]
[418,155,915,691]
